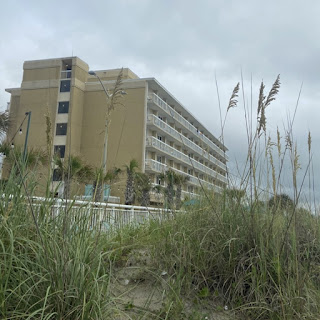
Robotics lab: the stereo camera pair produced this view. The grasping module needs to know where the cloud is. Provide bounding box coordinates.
[0,0,319,202]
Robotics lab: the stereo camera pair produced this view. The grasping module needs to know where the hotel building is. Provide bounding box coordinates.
[5,57,227,204]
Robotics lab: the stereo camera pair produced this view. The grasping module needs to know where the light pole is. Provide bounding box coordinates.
[88,71,111,176]
[23,112,31,162]
[12,111,32,162]
[88,70,126,200]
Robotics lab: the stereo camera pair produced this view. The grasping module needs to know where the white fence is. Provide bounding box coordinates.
[30,197,173,232]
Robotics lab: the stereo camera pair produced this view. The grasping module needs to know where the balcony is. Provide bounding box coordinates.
[145,159,199,185]
[145,159,223,193]
[151,184,201,201]
[150,190,164,203]
[147,93,226,159]
[145,158,167,173]
[145,137,227,184]
[181,190,200,199]
[147,114,227,171]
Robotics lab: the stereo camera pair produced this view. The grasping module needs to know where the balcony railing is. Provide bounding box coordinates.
[148,93,226,158]
[145,137,227,184]
[147,114,227,171]
[145,158,167,172]
[145,159,199,185]
[61,70,72,79]
[150,185,202,201]
[181,190,200,199]
[145,159,223,192]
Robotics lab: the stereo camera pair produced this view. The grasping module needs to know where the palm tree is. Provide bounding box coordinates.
[0,143,48,178]
[152,184,163,204]
[160,169,176,209]
[175,174,190,209]
[54,155,93,199]
[124,159,138,205]
[135,172,152,207]
[92,166,121,202]
[268,193,294,210]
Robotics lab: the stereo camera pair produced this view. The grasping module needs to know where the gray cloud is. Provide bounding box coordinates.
[0,0,319,203]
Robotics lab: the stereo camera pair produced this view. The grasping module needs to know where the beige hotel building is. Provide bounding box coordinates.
[5,57,228,204]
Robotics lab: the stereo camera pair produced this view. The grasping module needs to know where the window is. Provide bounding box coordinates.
[157,156,162,163]
[56,123,67,135]
[61,70,72,79]
[157,135,162,141]
[54,145,66,158]
[58,101,69,114]
[53,169,62,181]
[60,80,71,92]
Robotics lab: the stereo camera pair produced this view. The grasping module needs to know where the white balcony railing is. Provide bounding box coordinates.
[148,93,226,158]
[145,159,199,185]
[145,158,167,172]
[145,159,223,192]
[145,137,227,184]
[181,190,201,199]
[61,70,72,79]
[147,114,227,171]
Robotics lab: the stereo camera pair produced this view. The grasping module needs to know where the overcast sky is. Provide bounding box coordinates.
[1,0,319,205]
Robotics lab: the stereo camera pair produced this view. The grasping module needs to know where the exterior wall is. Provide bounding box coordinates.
[86,68,139,82]
[6,93,21,141]
[81,85,147,203]
[67,86,85,156]
[11,87,58,150]
[4,86,58,195]
[23,67,60,82]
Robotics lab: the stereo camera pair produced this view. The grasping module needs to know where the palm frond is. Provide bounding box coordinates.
[126,159,139,173]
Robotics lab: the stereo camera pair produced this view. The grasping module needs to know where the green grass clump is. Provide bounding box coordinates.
[1,76,320,319]
[0,174,114,319]
[144,196,320,319]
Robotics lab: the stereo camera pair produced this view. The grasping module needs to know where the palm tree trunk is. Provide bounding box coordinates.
[176,185,182,209]
[167,182,174,209]
[141,189,150,207]
[63,179,71,199]
[93,180,103,202]
[125,173,135,205]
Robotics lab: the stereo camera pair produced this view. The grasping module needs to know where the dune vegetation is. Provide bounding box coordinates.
[1,77,320,319]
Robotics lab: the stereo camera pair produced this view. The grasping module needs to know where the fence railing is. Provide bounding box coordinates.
[29,196,173,233]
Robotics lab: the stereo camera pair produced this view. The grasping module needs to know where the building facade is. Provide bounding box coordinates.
[5,57,227,203]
